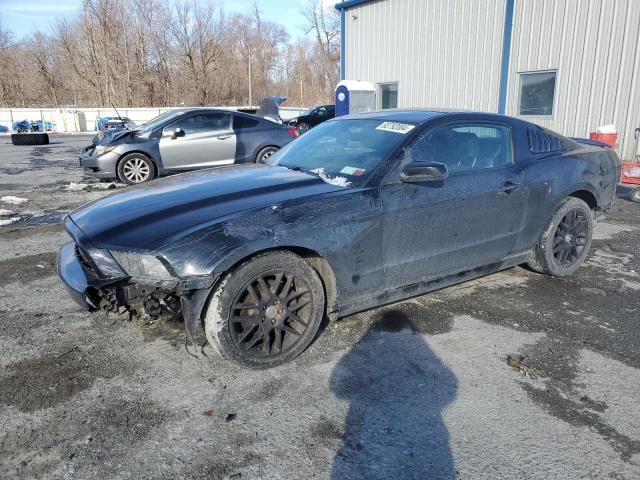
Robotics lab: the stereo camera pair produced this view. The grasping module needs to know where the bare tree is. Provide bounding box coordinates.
[0,0,338,108]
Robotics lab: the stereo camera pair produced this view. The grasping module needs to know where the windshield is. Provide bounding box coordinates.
[138,110,185,133]
[269,118,416,186]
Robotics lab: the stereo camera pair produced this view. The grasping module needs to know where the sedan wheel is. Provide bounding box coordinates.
[256,146,279,164]
[117,154,154,185]
[204,251,325,368]
[631,188,640,203]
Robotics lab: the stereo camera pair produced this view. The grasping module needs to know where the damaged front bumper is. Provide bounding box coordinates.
[57,234,219,343]
[79,147,119,179]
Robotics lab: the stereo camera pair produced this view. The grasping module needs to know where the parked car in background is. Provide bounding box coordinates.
[59,110,620,368]
[98,117,136,131]
[80,107,299,184]
[288,104,335,134]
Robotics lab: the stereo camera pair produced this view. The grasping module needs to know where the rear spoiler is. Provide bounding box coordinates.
[570,137,613,149]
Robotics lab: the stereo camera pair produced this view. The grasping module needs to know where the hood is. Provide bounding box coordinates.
[256,96,287,124]
[92,128,134,146]
[69,164,344,250]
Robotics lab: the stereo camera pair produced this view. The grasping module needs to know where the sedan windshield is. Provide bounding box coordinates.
[137,110,185,133]
[270,119,415,186]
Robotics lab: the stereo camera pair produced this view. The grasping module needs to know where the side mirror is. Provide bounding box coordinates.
[400,161,448,183]
[171,127,185,140]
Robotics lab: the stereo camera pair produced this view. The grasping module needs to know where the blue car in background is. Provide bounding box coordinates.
[0,125,8,133]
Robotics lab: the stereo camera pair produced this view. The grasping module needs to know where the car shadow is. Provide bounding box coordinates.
[329,310,457,480]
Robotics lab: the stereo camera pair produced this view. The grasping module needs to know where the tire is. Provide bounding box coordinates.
[527,197,594,277]
[631,188,640,203]
[256,146,279,164]
[297,122,311,135]
[117,153,155,185]
[204,251,325,368]
[11,133,49,146]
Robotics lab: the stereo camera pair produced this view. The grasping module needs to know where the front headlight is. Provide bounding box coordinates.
[86,249,127,278]
[109,251,174,280]
[94,145,115,155]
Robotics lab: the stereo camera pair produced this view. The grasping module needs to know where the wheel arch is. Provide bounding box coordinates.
[567,189,598,210]
[212,245,339,322]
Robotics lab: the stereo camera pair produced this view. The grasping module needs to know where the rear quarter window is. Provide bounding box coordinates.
[233,116,260,130]
[528,127,564,154]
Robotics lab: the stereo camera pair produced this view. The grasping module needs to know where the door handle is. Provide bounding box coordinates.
[216,135,231,140]
[497,182,521,194]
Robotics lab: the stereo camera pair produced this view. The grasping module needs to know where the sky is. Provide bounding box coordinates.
[0,0,331,40]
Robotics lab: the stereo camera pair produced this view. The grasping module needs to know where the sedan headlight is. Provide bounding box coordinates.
[86,249,127,278]
[109,251,174,280]
[94,145,115,155]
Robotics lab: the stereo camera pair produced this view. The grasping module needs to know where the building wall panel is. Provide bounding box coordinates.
[506,0,640,159]
[344,0,508,112]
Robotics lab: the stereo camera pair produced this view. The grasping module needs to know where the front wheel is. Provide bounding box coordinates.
[527,197,594,277]
[204,251,325,368]
[631,188,640,203]
[117,153,155,185]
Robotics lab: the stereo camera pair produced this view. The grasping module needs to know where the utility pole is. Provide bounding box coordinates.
[248,45,253,106]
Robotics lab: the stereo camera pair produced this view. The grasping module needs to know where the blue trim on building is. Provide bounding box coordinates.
[498,0,515,114]
[335,0,377,11]
[340,8,346,80]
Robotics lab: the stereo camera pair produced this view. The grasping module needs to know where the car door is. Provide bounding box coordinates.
[159,112,236,170]
[381,122,528,289]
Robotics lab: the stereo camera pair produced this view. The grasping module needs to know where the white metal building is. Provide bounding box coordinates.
[336,0,640,159]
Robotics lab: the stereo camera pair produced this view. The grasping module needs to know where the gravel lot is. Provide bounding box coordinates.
[1,135,639,480]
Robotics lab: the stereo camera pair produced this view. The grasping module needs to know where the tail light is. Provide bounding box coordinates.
[287,127,299,138]
[621,162,640,185]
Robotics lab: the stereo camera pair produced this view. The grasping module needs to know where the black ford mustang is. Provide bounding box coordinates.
[58,111,620,368]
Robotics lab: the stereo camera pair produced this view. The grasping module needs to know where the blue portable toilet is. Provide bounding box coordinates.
[335,80,376,117]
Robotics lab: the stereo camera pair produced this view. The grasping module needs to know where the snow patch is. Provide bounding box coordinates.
[310,168,351,187]
[0,217,21,226]
[0,209,15,216]
[67,182,88,191]
[1,196,29,205]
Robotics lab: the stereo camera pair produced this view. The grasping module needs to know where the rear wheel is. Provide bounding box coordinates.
[117,153,155,185]
[527,197,593,277]
[204,251,325,368]
[256,146,279,164]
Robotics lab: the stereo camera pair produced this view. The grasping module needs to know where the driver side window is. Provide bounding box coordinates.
[165,113,231,135]
[407,123,513,174]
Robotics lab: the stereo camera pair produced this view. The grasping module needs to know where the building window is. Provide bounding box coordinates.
[379,82,398,109]
[519,71,557,116]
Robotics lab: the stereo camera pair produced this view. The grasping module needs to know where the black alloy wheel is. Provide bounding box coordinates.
[527,196,593,277]
[229,270,312,358]
[551,208,589,268]
[204,251,325,368]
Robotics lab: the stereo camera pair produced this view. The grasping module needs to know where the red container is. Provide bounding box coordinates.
[589,132,618,148]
